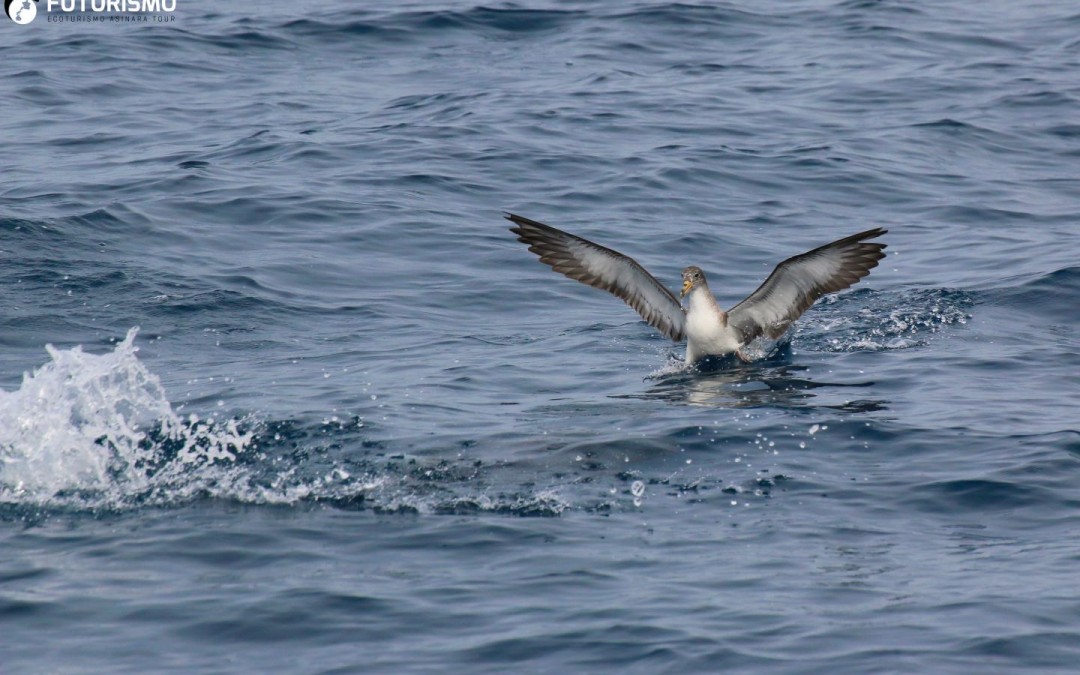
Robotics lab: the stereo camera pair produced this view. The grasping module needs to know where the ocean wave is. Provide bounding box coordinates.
[278,6,585,45]
[989,266,1080,320]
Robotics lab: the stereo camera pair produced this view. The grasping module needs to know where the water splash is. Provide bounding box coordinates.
[647,353,692,379]
[802,288,971,352]
[0,330,571,516]
[646,338,788,381]
[0,328,253,508]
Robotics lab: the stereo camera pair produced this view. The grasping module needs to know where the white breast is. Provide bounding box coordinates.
[684,289,742,362]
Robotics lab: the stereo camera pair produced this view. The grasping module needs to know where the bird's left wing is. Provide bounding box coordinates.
[728,228,888,343]
[507,213,686,342]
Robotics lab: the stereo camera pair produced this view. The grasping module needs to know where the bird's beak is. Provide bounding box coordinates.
[681,279,692,298]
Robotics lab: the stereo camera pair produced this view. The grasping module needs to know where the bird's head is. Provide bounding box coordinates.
[681,266,706,298]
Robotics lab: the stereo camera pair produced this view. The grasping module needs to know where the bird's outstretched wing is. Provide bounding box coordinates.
[728,228,887,342]
[507,213,686,342]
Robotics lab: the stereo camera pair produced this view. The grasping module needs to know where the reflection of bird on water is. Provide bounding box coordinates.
[637,359,887,410]
[508,213,887,365]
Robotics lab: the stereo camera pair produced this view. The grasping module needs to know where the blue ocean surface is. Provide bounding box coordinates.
[1,0,1079,672]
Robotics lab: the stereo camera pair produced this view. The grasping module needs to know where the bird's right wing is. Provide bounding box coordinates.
[507,213,686,342]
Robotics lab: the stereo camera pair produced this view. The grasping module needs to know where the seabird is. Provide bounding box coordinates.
[507,213,887,364]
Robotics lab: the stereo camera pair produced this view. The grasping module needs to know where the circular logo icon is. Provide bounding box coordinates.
[7,0,37,24]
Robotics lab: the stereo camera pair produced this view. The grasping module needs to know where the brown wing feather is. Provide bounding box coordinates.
[507,213,686,342]
[728,228,888,342]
